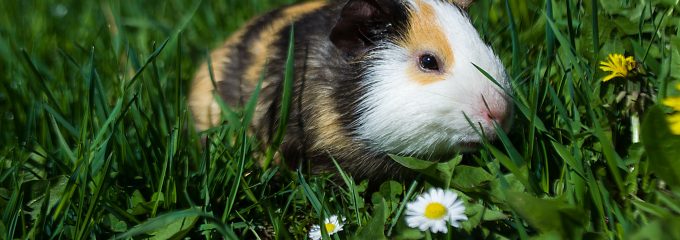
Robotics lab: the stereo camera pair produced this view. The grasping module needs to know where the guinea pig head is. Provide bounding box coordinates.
[331,0,512,157]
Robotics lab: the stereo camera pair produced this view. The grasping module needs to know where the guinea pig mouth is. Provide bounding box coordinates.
[456,129,501,151]
[458,141,482,151]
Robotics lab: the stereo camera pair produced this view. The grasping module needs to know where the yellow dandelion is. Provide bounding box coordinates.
[663,97,680,112]
[663,83,680,135]
[599,54,636,82]
[667,114,680,135]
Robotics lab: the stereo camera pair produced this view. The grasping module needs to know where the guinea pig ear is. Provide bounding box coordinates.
[330,0,403,56]
[449,0,475,9]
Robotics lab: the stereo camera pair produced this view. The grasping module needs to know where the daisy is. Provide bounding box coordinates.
[599,53,637,82]
[308,215,345,240]
[405,188,467,233]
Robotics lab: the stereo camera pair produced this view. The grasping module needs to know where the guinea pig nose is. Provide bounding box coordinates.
[483,104,509,126]
[486,111,504,124]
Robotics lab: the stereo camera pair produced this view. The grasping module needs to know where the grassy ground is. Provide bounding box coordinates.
[1,0,680,239]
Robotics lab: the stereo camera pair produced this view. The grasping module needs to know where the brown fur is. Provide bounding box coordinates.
[242,2,327,86]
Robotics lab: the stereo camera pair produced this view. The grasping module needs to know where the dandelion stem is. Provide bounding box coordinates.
[631,114,640,143]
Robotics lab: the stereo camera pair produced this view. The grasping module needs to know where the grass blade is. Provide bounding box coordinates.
[263,25,295,169]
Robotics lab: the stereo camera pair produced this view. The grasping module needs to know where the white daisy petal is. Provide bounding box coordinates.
[432,220,448,233]
[432,189,442,200]
[444,191,458,203]
[404,188,468,234]
[308,225,322,240]
[411,216,429,227]
[418,222,429,231]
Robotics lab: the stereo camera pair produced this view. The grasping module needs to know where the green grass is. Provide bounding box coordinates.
[1,0,680,239]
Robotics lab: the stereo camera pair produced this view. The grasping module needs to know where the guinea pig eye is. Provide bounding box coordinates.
[418,54,440,72]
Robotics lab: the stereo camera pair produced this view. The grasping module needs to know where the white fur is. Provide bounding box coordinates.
[354,0,511,157]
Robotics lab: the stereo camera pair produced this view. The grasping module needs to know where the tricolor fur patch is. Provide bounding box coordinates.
[189,0,512,181]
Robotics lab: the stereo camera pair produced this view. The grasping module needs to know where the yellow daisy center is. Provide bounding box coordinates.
[324,223,336,233]
[424,202,447,219]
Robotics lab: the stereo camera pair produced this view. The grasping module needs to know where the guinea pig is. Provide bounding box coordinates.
[189,0,512,181]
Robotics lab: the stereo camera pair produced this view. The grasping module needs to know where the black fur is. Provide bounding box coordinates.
[216,7,286,106]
